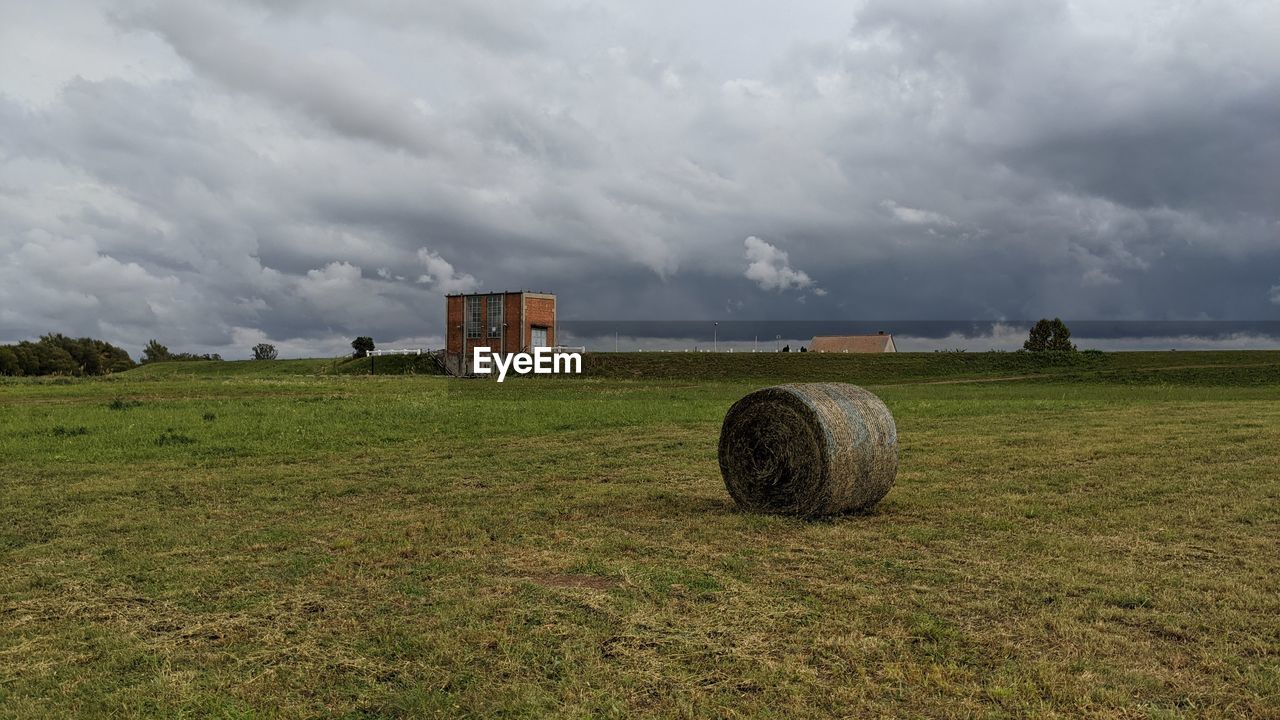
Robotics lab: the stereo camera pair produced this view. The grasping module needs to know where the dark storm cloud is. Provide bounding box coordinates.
[1,0,1277,358]
[122,3,446,156]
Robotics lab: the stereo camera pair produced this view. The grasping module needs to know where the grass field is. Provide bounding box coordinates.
[2,352,1279,717]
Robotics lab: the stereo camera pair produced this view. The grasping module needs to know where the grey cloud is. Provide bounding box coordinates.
[123,2,444,156]
[1,0,1278,358]
[235,0,550,55]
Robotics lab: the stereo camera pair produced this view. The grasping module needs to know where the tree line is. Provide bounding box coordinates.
[140,339,224,364]
[0,334,135,377]
[2,321,1074,377]
[0,335,282,377]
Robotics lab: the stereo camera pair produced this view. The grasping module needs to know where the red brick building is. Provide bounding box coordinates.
[445,291,556,373]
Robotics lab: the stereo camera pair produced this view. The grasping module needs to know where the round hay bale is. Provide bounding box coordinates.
[718,383,898,517]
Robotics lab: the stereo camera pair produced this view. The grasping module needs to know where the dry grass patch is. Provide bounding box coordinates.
[2,365,1279,717]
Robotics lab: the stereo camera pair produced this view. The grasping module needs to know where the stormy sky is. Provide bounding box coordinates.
[2,0,1278,357]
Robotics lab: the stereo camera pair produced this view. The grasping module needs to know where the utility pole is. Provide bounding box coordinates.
[713,322,718,352]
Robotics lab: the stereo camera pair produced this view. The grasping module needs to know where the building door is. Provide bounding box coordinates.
[530,326,548,348]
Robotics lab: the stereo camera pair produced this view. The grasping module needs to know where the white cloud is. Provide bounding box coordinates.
[743,236,817,292]
[880,200,957,227]
[291,261,402,328]
[661,68,683,91]
[722,78,779,101]
[1270,285,1280,305]
[1083,268,1121,287]
[298,261,362,296]
[416,248,479,294]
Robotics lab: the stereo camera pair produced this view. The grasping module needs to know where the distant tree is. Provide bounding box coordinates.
[0,347,19,376]
[12,344,39,375]
[0,335,129,375]
[252,343,278,360]
[142,339,171,364]
[101,343,135,372]
[138,337,220,363]
[1024,318,1077,352]
[34,343,78,375]
[799,346,808,353]
[352,336,375,358]
[781,344,791,353]
[39,334,88,374]
[39,333,119,375]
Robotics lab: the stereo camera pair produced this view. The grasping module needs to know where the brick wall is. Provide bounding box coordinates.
[445,295,463,356]
[523,295,556,349]
[446,292,557,369]
[504,293,523,354]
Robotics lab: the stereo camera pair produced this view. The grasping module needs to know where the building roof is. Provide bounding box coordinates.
[809,334,896,353]
[444,290,556,297]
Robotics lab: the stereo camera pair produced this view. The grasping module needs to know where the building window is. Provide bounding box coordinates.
[487,294,503,337]
[465,295,482,339]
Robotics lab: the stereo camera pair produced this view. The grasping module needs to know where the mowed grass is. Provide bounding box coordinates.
[2,354,1279,718]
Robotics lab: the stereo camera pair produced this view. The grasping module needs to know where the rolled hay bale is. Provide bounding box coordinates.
[718,383,898,517]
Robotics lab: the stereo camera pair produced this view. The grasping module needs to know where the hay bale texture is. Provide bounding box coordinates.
[718,383,898,517]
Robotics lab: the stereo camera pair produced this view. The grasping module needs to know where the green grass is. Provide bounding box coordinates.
[585,349,1280,385]
[117,354,446,379]
[2,353,1278,717]
[119,358,341,378]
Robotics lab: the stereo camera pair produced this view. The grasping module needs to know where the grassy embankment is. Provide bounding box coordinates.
[1,351,1278,717]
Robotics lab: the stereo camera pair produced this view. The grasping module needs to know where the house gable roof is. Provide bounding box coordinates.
[809,334,895,353]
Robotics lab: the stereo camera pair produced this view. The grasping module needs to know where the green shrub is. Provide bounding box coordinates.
[1024,318,1077,352]
[0,347,19,376]
[155,429,196,446]
[51,425,89,437]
